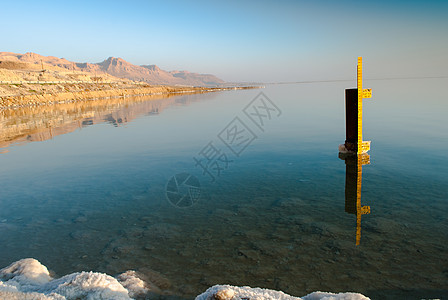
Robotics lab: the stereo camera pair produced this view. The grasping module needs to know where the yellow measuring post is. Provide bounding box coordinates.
[339,59,373,245]
[357,57,363,149]
[356,57,372,154]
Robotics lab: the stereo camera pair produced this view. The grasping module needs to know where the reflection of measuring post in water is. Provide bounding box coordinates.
[339,57,373,246]
[340,153,370,245]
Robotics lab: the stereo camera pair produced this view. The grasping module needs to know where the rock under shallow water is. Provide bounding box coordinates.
[69,230,95,240]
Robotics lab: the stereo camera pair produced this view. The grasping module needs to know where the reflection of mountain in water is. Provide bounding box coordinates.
[0,93,215,152]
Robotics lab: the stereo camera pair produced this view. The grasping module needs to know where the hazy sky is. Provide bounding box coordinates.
[1,0,447,82]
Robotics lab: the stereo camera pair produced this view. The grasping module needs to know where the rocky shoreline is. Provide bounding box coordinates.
[0,84,260,110]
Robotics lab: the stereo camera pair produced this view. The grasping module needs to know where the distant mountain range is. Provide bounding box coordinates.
[0,52,225,86]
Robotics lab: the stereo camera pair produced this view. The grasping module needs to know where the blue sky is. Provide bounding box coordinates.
[1,0,447,82]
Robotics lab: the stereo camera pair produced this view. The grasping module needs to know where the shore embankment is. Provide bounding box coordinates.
[0,83,260,109]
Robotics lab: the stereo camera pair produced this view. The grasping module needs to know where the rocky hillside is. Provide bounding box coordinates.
[0,52,224,86]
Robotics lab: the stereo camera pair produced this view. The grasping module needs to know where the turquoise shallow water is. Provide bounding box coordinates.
[0,81,447,299]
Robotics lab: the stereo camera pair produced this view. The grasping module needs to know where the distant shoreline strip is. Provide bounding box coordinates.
[265,75,448,85]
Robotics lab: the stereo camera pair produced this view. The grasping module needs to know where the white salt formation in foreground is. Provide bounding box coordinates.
[0,258,370,299]
[196,285,370,300]
[0,258,146,299]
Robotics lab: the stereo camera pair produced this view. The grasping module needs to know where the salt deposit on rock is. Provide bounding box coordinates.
[117,271,148,298]
[196,285,370,300]
[0,258,52,286]
[0,258,140,299]
[0,259,371,300]
[213,288,235,300]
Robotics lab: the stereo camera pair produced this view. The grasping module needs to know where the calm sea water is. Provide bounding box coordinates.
[0,81,447,299]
